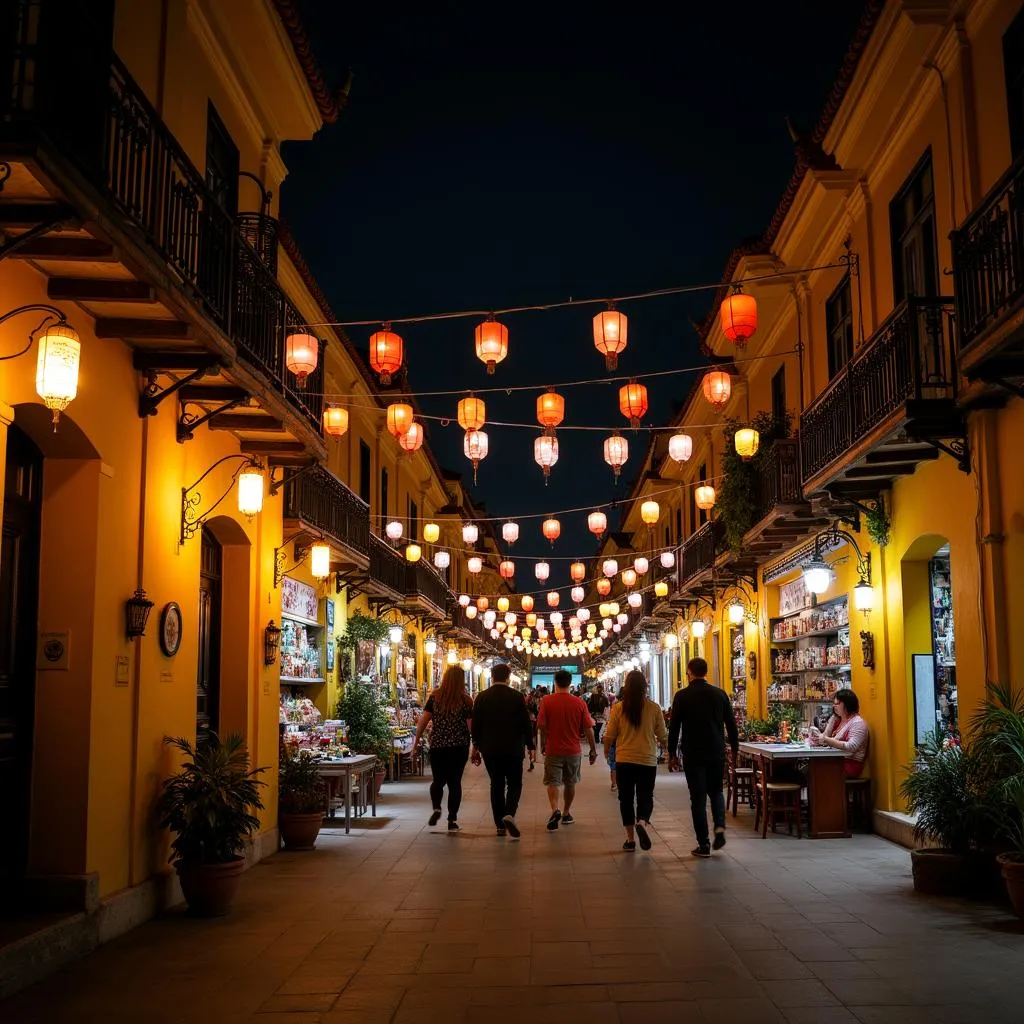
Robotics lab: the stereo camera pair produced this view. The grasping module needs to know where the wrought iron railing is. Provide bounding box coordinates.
[236,212,279,275]
[800,297,957,484]
[369,534,406,596]
[406,561,451,613]
[678,521,721,585]
[952,155,1024,349]
[282,466,369,557]
[750,438,802,527]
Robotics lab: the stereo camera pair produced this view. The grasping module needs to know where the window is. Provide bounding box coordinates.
[770,365,787,425]
[825,276,855,380]
[358,441,371,506]
[1004,7,1024,158]
[409,499,419,542]
[696,462,708,527]
[890,152,938,303]
[205,102,239,215]
[380,468,389,522]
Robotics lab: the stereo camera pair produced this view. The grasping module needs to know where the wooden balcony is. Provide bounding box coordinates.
[342,534,406,604]
[282,466,369,571]
[402,561,451,621]
[669,521,722,602]
[799,297,965,500]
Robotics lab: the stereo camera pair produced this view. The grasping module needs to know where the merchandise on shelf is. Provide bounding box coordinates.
[280,617,323,681]
[770,596,849,641]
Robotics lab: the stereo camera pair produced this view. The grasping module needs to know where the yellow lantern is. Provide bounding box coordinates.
[237,465,265,520]
[695,485,717,511]
[35,322,81,427]
[458,394,486,431]
[310,543,331,579]
[323,405,349,438]
[497,596,510,613]
[734,427,760,460]
[654,580,669,598]
[640,500,660,525]
[423,522,440,544]
[405,543,422,563]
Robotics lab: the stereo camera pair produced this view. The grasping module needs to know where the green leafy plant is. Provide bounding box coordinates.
[971,681,1024,858]
[336,683,393,762]
[865,497,891,548]
[279,747,326,815]
[155,734,267,865]
[337,612,390,653]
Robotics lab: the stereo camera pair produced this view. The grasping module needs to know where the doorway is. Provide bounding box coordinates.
[197,526,222,746]
[0,425,43,884]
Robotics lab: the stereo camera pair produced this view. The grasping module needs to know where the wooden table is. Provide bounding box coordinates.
[739,742,849,839]
[316,755,378,834]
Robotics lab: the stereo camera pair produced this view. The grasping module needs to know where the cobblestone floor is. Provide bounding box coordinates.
[2,760,1021,1023]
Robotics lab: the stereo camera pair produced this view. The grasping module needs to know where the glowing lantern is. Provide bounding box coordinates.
[369,325,403,385]
[463,429,488,482]
[609,602,620,615]
[603,559,618,578]
[622,568,637,588]
[423,522,440,544]
[702,369,732,410]
[570,562,586,582]
[613,624,621,633]
[534,435,559,480]
[434,550,450,570]
[547,591,560,608]
[500,559,515,579]
[542,518,561,543]
[521,595,535,612]
[458,594,470,607]
[654,580,669,598]
[462,522,479,546]
[458,394,486,431]
[399,421,424,453]
[385,521,403,541]
[720,288,758,347]
[405,543,422,563]
[535,561,550,582]
[505,612,517,626]
[616,613,628,625]
[285,329,318,387]
[323,405,349,438]
[571,586,585,604]
[475,317,508,374]
[537,387,565,436]
[33,322,81,427]
[502,521,519,545]
[603,433,629,479]
[526,612,537,627]
[854,580,875,614]
[728,601,745,625]
[596,578,611,596]
[550,612,563,626]
[588,511,608,538]
[695,485,717,511]
[603,618,613,631]
[691,620,706,639]
[660,550,675,569]
[618,381,648,428]
[467,556,483,574]
[237,465,264,520]
[386,402,414,438]
[466,605,478,619]
[802,558,832,595]
[577,607,590,622]
[593,304,628,370]
[628,592,642,609]
[664,632,678,650]
[734,427,760,460]
[308,542,330,579]
[477,596,489,611]
[640,500,660,525]
[634,557,649,576]
[668,432,693,463]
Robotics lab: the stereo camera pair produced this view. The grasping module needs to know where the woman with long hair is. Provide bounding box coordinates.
[413,665,473,830]
[602,670,667,851]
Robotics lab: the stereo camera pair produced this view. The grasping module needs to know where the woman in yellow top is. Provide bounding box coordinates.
[603,670,668,851]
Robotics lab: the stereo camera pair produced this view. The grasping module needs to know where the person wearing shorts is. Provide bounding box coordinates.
[537,670,597,830]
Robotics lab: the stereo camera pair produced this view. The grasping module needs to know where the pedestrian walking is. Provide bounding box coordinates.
[607,738,617,792]
[413,665,473,831]
[470,663,536,838]
[587,684,610,746]
[603,670,668,851]
[537,669,597,830]
[668,657,739,858]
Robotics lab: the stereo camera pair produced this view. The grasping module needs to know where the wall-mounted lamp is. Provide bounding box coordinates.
[727,601,745,626]
[691,620,707,639]
[263,619,282,665]
[803,524,873,606]
[274,532,328,587]
[389,625,404,645]
[424,637,437,656]
[125,588,155,639]
[181,455,264,544]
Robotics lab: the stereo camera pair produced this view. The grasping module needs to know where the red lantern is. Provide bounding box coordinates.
[702,369,732,410]
[537,388,565,436]
[499,559,515,579]
[588,511,607,537]
[596,578,612,596]
[593,304,627,370]
[475,317,508,374]
[618,381,648,429]
[570,561,586,582]
[323,405,348,438]
[398,421,423,453]
[720,289,757,347]
[285,330,318,387]
[521,595,535,613]
[369,324,403,385]
[458,394,486,431]
[386,403,414,438]
[542,518,561,543]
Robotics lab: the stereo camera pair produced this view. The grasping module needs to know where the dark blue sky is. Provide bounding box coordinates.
[282,5,865,567]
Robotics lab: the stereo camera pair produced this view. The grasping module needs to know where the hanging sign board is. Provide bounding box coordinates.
[779,577,810,617]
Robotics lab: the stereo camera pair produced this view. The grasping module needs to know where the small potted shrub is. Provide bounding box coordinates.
[279,747,326,851]
[336,683,393,795]
[156,733,267,917]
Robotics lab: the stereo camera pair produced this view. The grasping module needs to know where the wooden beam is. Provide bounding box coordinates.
[133,350,221,372]
[845,464,918,479]
[48,277,155,303]
[95,318,191,340]
[865,447,938,465]
[0,202,74,227]
[241,440,307,456]
[8,236,115,261]
[179,385,249,404]
[209,413,284,432]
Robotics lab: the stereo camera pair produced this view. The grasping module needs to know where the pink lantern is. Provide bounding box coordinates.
[603,559,618,578]
[547,591,560,608]
[502,521,519,545]
[634,557,649,576]
[660,551,675,569]
[669,432,694,464]
[571,586,585,604]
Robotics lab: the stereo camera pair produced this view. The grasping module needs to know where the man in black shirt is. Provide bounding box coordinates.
[587,685,610,745]
[471,664,535,838]
[668,657,739,858]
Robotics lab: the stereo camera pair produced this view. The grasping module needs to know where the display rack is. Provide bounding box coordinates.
[729,625,747,724]
[279,577,325,688]
[929,556,958,739]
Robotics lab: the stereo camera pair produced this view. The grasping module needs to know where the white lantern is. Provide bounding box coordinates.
[668,432,693,464]
[613,624,621,633]
[551,612,563,626]
[603,617,613,630]
[310,543,331,579]
[603,559,618,578]
[577,607,591,623]
[664,632,678,650]
[447,648,459,665]
[634,557,649,576]
[728,601,745,625]
[434,550,451,570]
[854,579,875,614]
[466,605,478,619]
[467,556,483,574]
[802,558,832,595]
[535,561,550,582]
[617,613,628,625]
[660,551,675,569]
[385,520,403,541]
[571,586,585,604]
[35,323,81,427]
[462,658,473,672]
[237,466,264,520]
[424,638,437,655]
[691,620,706,639]
[458,593,470,607]
[505,611,517,626]
[462,522,479,546]
[628,592,642,609]
[389,625,403,644]
[502,521,519,545]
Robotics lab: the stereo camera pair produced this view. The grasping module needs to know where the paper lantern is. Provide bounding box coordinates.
[571,586,585,604]
[537,388,565,435]
[628,592,642,609]
[521,595,535,612]
[593,305,628,370]
[505,611,517,626]
[34,322,81,427]
[668,432,693,464]
[323,405,349,438]
[734,427,760,460]
[399,421,424,452]
[424,638,437,655]
[466,605,478,619]
[588,511,607,537]
[542,518,561,543]
[728,601,745,625]
[618,381,648,429]
[660,550,675,569]
[547,591,560,608]
[500,559,515,579]
[434,550,450,570]
[405,543,422,563]
[654,580,669,598]
[596,578,611,596]
[462,522,479,546]
[691,620,706,639]
[640,500,660,525]
[502,521,519,545]
[385,520,403,541]
[702,369,732,410]
[664,632,678,649]
[463,429,488,482]
[577,607,591,622]
[603,433,629,479]
[535,561,550,582]
[386,402,414,438]
[237,466,264,520]
[616,613,628,625]
[550,611,563,626]
[534,434,559,479]
[458,594,470,607]
[570,561,586,583]
[369,325,403,384]
[477,596,489,611]
[458,394,486,431]
[285,329,318,387]
[720,289,758,347]
[526,612,537,627]
[475,317,508,374]
[603,618,613,631]
[695,485,717,510]
[308,543,330,579]
[467,556,483,574]
[603,559,618,578]
[621,568,637,588]
[634,557,649,576]
[423,522,440,543]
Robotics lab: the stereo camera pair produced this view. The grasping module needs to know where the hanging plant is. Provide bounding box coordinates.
[337,612,389,653]
[865,496,891,548]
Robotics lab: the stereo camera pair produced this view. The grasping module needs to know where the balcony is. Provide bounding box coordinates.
[952,154,1024,387]
[282,466,369,570]
[363,534,406,601]
[403,561,451,620]
[799,297,965,500]
[670,521,722,602]
[0,2,324,454]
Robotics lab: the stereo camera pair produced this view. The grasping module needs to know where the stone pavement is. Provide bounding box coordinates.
[2,759,1022,1024]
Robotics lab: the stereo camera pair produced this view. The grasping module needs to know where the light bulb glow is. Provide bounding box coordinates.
[237,467,264,520]
[423,522,440,543]
[310,543,331,579]
[802,559,833,595]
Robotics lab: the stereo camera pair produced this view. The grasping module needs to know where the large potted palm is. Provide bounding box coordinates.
[156,734,267,916]
[279,747,326,850]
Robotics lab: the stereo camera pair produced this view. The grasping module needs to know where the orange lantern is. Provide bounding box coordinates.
[570,561,586,583]
[499,559,515,579]
[521,595,535,612]
[463,429,488,483]
[398,421,423,453]
[588,510,607,537]
[596,578,611,596]
[285,330,318,387]
[622,568,638,588]
[547,591,560,608]
[593,304,628,370]
[323,405,349,438]
[542,518,561,543]
[603,433,629,480]
[702,369,732,410]
[526,612,537,627]
[475,317,508,374]
[720,288,758,347]
[618,380,648,429]
[458,394,486,431]
[537,387,565,436]
[695,484,717,510]
[534,435,559,481]
[369,324,403,385]
[476,596,489,611]
[386,402,414,438]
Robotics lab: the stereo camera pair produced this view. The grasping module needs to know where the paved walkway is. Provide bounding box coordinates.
[2,760,1021,1024]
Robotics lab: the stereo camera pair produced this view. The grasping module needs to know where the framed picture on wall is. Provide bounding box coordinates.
[325,598,335,632]
[326,639,335,672]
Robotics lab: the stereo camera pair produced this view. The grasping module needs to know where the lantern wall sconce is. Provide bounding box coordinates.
[802,523,873,605]
[125,588,155,639]
[274,531,328,588]
[263,619,282,665]
[180,454,265,545]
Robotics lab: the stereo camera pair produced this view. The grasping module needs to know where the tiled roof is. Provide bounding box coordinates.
[272,0,348,124]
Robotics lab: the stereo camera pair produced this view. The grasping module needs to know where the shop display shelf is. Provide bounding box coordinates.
[280,676,326,685]
[771,665,852,676]
[770,628,844,642]
[732,674,747,682]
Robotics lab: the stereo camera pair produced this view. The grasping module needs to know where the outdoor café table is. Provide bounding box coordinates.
[738,741,849,839]
[316,754,378,834]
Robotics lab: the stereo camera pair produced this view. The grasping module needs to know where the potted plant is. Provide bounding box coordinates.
[156,733,267,916]
[336,612,390,679]
[336,682,393,795]
[278,747,326,851]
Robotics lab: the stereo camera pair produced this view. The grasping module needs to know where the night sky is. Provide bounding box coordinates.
[282,5,865,572]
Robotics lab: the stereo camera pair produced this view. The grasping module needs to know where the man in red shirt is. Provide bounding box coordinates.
[537,670,597,830]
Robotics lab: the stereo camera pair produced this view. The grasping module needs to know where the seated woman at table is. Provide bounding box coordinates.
[809,688,869,777]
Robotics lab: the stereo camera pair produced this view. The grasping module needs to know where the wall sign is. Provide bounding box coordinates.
[779,577,810,617]
[281,576,318,621]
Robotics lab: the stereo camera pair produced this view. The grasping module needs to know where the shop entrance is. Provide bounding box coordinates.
[197,526,222,746]
[901,536,958,744]
[0,425,43,886]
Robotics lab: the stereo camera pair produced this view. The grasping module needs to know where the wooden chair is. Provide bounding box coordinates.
[756,754,802,839]
[845,776,872,831]
[728,748,754,817]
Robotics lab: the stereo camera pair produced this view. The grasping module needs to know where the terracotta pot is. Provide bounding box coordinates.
[910,848,974,897]
[279,811,323,851]
[997,852,1024,917]
[176,857,245,917]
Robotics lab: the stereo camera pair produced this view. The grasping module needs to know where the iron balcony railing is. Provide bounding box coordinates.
[952,154,1024,350]
[678,521,721,585]
[750,438,802,527]
[368,534,406,596]
[282,466,369,558]
[799,296,957,484]
[405,560,451,613]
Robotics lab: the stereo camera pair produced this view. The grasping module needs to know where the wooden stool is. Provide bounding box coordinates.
[845,777,872,831]
[756,754,802,839]
[727,750,754,817]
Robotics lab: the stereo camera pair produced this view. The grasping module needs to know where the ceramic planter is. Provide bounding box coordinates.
[910,848,974,896]
[996,852,1024,917]
[175,856,245,917]
[279,811,323,851]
